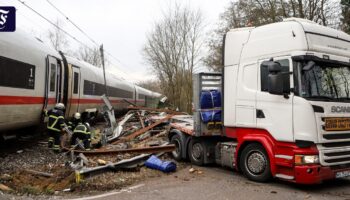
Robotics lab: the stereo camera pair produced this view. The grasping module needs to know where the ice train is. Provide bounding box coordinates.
[0,29,161,133]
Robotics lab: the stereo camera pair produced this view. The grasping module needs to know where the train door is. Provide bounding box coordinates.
[45,56,61,107]
[71,66,81,112]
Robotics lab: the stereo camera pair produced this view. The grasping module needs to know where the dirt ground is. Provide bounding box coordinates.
[0,134,182,199]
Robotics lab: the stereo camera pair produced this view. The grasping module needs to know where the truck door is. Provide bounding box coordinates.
[45,56,60,107]
[71,66,81,112]
[256,57,294,142]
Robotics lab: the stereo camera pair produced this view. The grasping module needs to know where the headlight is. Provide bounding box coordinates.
[295,155,319,165]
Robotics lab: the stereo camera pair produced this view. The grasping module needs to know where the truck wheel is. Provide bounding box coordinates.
[170,135,183,161]
[189,139,204,166]
[240,143,272,182]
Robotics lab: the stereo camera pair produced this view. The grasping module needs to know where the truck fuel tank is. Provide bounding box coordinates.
[215,142,237,169]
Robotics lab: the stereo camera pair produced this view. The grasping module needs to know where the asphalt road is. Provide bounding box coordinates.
[67,165,350,200]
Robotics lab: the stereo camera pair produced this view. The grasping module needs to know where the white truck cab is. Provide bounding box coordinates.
[170,18,350,184]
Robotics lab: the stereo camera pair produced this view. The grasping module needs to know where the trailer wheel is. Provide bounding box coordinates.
[170,135,183,161]
[240,143,271,182]
[189,139,204,166]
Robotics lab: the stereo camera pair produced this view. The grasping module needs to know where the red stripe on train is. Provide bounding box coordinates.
[0,96,145,105]
[0,95,45,104]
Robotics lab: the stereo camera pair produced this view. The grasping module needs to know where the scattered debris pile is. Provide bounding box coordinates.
[0,100,183,196]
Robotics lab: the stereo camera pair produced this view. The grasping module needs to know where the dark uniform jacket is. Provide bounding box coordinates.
[73,122,91,135]
[46,109,66,132]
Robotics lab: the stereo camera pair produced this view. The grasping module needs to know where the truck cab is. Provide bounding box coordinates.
[169,18,350,184]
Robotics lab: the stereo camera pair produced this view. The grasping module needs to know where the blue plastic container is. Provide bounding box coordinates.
[145,155,177,173]
[200,110,222,123]
[200,90,221,109]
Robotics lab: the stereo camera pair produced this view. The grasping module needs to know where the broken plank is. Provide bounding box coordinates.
[78,153,89,165]
[0,183,13,192]
[137,112,145,129]
[127,106,183,115]
[24,169,54,178]
[112,114,174,144]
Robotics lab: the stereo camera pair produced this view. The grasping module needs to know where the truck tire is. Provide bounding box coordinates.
[189,139,204,166]
[239,143,272,182]
[170,135,183,161]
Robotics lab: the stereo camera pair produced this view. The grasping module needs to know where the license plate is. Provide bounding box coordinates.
[336,170,350,178]
[324,118,350,131]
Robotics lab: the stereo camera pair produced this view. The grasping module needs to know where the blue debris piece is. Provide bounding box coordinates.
[145,155,177,173]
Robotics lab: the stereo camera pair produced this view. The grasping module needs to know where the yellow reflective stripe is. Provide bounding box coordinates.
[49,119,58,129]
[74,130,87,134]
[49,115,58,119]
[48,115,64,129]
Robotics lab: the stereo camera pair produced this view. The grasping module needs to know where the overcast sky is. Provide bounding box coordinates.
[2,0,231,82]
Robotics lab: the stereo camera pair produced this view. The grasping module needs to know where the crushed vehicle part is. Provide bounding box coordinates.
[75,152,164,183]
[109,113,134,141]
[101,94,117,135]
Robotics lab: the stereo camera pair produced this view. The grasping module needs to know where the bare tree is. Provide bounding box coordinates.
[75,45,103,67]
[137,79,162,93]
[143,4,204,112]
[341,0,350,33]
[205,0,342,71]
[47,19,69,51]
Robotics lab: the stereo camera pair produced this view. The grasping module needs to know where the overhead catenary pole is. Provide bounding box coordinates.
[100,44,108,96]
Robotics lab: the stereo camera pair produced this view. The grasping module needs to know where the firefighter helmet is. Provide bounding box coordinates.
[73,112,81,120]
[54,103,65,110]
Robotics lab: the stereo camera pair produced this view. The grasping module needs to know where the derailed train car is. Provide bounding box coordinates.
[0,29,161,133]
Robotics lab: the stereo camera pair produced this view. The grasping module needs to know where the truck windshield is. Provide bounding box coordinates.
[299,60,350,101]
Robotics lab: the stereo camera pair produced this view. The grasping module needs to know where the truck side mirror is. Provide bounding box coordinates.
[261,61,284,95]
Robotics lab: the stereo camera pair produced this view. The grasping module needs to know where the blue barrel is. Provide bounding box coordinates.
[145,155,177,173]
[200,90,221,109]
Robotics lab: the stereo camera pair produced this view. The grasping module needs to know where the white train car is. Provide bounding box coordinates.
[0,29,162,133]
[0,29,63,131]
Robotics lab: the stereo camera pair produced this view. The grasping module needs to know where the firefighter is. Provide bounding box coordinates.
[68,112,81,131]
[71,114,91,150]
[44,103,66,152]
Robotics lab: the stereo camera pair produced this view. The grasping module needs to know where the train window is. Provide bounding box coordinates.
[0,56,35,89]
[138,94,145,99]
[73,72,79,94]
[83,80,133,98]
[50,64,56,92]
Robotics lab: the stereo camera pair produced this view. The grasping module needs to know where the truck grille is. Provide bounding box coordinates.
[323,133,350,140]
[319,146,350,166]
[318,117,350,166]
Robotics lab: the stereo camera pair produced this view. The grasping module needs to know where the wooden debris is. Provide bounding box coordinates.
[97,159,107,165]
[113,114,174,144]
[189,168,196,173]
[137,112,145,129]
[78,153,89,166]
[24,169,54,178]
[0,183,13,192]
